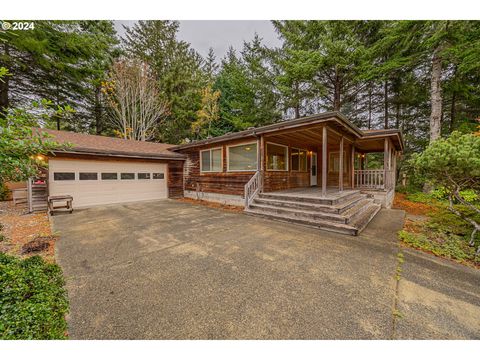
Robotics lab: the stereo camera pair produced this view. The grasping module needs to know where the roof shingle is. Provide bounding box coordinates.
[35,128,185,160]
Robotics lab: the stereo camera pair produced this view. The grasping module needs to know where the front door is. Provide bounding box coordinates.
[310,152,318,186]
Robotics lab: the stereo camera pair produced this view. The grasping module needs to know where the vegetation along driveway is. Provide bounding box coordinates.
[52,200,480,339]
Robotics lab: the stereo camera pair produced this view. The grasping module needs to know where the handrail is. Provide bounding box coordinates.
[244,170,262,209]
[354,169,394,190]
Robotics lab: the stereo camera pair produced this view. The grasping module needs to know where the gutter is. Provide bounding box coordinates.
[52,148,186,161]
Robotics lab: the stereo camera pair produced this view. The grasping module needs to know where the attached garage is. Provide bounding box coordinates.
[34,128,185,210]
[49,158,168,207]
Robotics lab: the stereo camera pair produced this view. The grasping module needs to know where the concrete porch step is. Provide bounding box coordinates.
[253,193,367,214]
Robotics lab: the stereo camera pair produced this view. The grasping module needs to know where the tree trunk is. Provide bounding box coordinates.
[450,91,456,133]
[395,102,400,129]
[94,85,103,134]
[294,81,300,118]
[0,44,10,117]
[383,80,389,129]
[430,46,443,142]
[367,83,372,130]
[333,66,341,111]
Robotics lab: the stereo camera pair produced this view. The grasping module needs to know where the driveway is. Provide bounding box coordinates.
[53,200,480,339]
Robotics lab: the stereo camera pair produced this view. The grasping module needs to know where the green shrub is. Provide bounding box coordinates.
[0,183,9,201]
[0,253,69,339]
[405,192,435,204]
[399,230,478,263]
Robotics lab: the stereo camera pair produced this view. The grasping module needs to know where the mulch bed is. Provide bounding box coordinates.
[0,201,56,261]
[176,197,244,213]
[393,192,436,216]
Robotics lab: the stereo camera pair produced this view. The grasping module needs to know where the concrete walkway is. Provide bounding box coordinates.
[52,200,480,339]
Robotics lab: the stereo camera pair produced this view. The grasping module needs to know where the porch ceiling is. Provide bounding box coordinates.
[264,124,352,149]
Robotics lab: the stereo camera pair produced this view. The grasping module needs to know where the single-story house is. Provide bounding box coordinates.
[26,111,403,235]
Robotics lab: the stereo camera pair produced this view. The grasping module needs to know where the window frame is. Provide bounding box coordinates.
[53,172,76,181]
[152,173,165,180]
[290,147,308,172]
[200,147,223,173]
[226,141,258,173]
[266,142,289,172]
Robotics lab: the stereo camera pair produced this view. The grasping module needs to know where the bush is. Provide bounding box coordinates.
[0,253,69,339]
[399,230,479,264]
[0,183,9,201]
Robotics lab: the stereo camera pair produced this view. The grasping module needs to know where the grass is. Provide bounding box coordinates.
[0,253,69,339]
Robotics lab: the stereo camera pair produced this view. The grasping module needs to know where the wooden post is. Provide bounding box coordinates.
[259,135,265,191]
[384,138,388,189]
[322,126,327,197]
[339,136,344,192]
[351,145,355,189]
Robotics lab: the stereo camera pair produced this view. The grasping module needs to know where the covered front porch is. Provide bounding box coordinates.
[245,121,402,209]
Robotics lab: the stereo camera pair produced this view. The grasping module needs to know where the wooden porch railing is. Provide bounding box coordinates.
[354,169,395,190]
[244,170,263,209]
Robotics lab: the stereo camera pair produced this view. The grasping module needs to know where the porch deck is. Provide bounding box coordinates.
[264,187,359,201]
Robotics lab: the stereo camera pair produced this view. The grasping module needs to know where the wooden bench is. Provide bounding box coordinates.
[48,195,73,215]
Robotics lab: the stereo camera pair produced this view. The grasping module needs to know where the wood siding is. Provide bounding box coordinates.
[168,161,184,198]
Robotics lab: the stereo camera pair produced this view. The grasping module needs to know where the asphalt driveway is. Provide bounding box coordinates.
[53,200,480,339]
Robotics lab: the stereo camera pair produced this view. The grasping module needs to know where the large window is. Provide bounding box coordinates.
[266,143,288,171]
[329,151,348,173]
[291,148,307,171]
[227,142,258,171]
[200,147,222,172]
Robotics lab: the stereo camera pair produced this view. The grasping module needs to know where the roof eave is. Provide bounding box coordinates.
[51,148,186,161]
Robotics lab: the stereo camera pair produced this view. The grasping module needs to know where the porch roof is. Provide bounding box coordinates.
[169,112,404,152]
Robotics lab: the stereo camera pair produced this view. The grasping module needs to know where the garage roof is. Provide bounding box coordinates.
[35,128,186,160]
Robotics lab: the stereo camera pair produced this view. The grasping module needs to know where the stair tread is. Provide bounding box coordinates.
[259,190,361,205]
[245,207,357,230]
[255,193,366,212]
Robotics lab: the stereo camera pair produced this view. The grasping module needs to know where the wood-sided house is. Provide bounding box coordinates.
[171,111,403,235]
[24,111,403,235]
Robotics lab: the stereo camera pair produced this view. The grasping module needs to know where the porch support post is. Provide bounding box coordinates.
[339,136,344,192]
[322,126,327,197]
[259,135,265,192]
[351,145,355,189]
[383,138,388,189]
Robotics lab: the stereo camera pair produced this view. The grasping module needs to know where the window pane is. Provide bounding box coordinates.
[267,143,288,170]
[291,149,299,171]
[138,173,151,180]
[211,149,222,172]
[120,173,135,180]
[201,150,211,172]
[54,172,75,181]
[79,172,98,180]
[101,172,117,180]
[299,150,307,172]
[228,143,257,171]
[153,173,164,179]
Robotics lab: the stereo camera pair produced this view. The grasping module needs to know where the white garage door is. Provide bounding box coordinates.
[49,158,168,208]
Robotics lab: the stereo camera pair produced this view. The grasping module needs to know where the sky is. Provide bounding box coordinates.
[114,20,282,61]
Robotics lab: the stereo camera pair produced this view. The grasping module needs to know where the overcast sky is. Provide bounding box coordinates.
[114,20,282,61]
